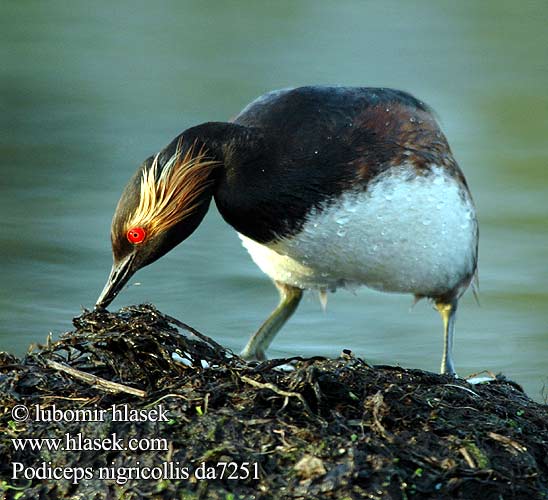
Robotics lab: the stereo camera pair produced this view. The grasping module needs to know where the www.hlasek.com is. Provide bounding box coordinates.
[12,431,168,452]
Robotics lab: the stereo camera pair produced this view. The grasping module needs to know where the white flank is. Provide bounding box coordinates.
[239,165,477,298]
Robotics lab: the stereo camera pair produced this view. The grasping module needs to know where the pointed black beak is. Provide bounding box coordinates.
[95,253,136,309]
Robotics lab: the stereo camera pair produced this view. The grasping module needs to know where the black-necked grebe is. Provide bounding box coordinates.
[96,86,478,375]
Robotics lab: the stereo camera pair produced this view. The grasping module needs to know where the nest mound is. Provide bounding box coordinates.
[1,304,547,499]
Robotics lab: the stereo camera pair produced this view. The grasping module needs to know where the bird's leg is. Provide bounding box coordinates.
[435,298,458,376]
[240,281,303,361]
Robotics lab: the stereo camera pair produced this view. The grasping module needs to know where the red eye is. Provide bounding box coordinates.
[127,227,146,244]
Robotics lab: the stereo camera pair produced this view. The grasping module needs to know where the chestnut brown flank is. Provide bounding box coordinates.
[348,102,467,187]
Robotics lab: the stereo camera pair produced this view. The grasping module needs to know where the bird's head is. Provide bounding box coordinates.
[96,137,220,308]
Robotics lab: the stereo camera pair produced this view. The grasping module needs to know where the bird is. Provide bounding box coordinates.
[95,86,478,375]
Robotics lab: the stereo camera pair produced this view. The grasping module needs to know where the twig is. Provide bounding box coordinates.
[45,359,146,397]
[488,432,527,453]
[163,313,229,354]
[240,375,312,414]
[465,369,497,380]
[443,384,480,398]
[459,447,477,468]
[370,391,394,443]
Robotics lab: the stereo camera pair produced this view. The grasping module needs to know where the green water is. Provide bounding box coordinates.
[1,1,547,400]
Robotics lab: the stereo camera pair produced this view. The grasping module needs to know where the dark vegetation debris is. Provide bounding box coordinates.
[1,304,547,499]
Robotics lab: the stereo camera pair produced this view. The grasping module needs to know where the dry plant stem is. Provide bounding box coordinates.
[240,375,312,414]
[45,359,146,397]
[370,391,394,443]
[459,447,477,468]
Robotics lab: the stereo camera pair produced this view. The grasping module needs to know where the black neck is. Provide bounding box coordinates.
[161,120,352,244]
[163,120,336,244]
[174,121,264,172]
[159,122,287,242]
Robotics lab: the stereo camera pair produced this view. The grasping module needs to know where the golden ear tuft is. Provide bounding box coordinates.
[126,139,220,236]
